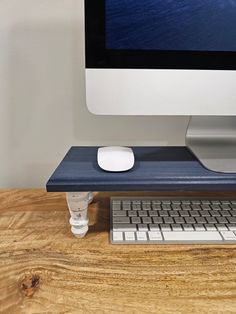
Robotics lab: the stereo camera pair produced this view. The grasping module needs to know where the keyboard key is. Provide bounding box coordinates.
[172,224,182,231]
[153,217,163,224]
[211,200,220,205]
[221,231,236,241]
[152,200,161,205]
[138,211,148,217]
[113,224,137,232]
[192,201,201,205]
[222,201,230,205]
[194,224,205,231]
[160,224,171,231]
[216,217,228,224]
[122,200,131,205]
[142,217,152,224]
[190,210,200,217]
[142,201,151,205]
[138,224,149,231]
[169,211,179,217]
[159,211,169,217]
[143,204,151,210]
[206,217,217,224]
[205,224,217,231]
[137,232,147,241]
[113,232,123,242]
[201,211,210,217]
[128,210,137,217]
[113,217,130,224]
[185,217,196,224]
[113,210,127,217]
[211,205,221,211]
[202,205,211,210]
[182,201,191,205]
[125,232,135,241]
[113,204,121,210]
[182,205,191,210]
[227,224,236,231]
[172,201,181,205]
[163,231,222,241]
[183,224,194,231]
[131,217,141,224]
[123,204,131,210]
[164,217,174,224]
[179,210,189,217]
[191,205,201,210]
[163,201,171,205]
[172,205,181,210]
[113,200,121,205]
[149,224,160,231]
[202,201,211,205]
[228,217,236,223]
[152,205,161,210]
[142,201,151,206]
[149,210,158,216]
[215,224,228,231]
[174,217,185,224]
[222,205,231,210]
[210,210,221,217]
[162,205,171,210]
[196,217,207,224]
[148,231,162,241]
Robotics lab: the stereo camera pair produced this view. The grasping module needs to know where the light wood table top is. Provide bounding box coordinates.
[1,190,236,314]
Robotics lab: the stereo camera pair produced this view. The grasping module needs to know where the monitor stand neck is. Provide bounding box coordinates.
[186,116,236,173]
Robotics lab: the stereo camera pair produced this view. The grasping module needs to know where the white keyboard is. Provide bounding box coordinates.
[110,197,236,244]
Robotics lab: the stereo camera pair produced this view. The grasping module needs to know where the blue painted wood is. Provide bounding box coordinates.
[46,147,236,192]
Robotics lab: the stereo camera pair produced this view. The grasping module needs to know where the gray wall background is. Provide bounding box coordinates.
[0,0,189,188]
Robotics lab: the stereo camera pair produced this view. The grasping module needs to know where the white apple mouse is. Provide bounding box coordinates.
[97,146,135,172]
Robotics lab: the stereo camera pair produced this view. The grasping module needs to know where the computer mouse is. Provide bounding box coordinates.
[97,146,135,172]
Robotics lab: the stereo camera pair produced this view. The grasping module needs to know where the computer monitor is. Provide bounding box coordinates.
[85,0,236,173]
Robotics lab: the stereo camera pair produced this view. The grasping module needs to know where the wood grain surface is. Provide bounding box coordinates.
[0,190,236,314]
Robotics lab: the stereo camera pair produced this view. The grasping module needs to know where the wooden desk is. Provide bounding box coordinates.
[1,190,236,313]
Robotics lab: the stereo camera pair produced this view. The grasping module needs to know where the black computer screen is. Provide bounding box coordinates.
[85,0,236,69]
[106,0,236,52]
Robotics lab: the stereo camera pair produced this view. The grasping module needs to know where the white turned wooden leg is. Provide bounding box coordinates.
[88,192,94,204]
[66,192,90,238]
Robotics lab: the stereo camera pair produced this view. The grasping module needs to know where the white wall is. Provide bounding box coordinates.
[0,0,189,188]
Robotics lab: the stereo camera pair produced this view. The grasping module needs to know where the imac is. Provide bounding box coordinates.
[85,0,236,173]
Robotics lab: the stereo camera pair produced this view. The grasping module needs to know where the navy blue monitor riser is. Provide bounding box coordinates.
[46,147,236,192]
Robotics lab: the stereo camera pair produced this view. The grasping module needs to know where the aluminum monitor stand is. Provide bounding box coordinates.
[186,116,236,173]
